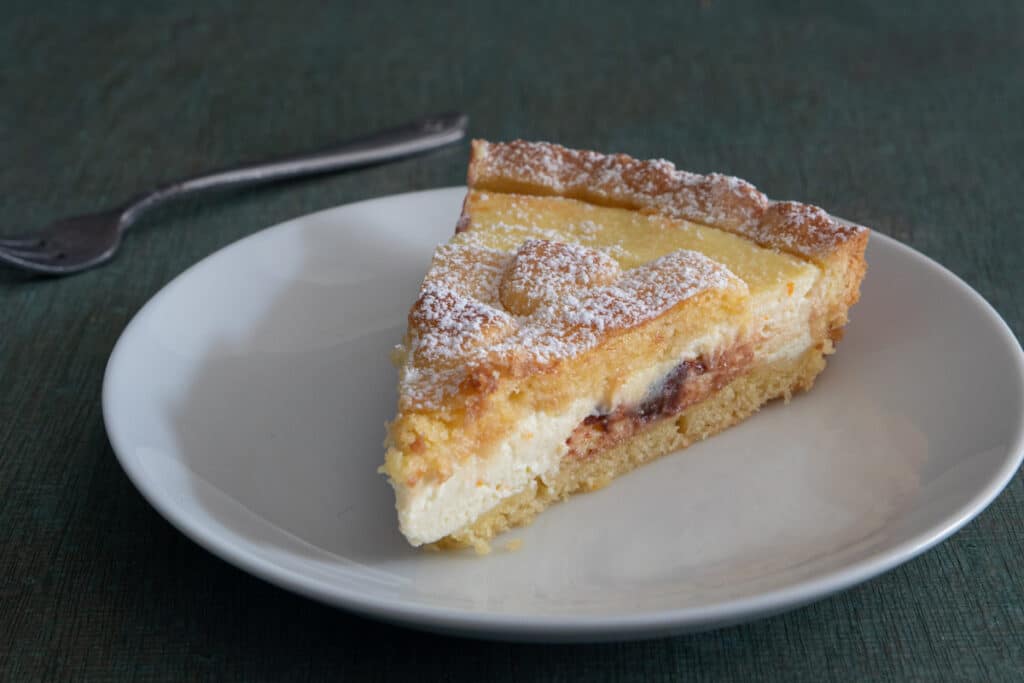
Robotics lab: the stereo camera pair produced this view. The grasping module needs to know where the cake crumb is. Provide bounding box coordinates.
[503,539,524,552]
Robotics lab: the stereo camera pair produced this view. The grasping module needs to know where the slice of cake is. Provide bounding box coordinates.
[383,140,868,550]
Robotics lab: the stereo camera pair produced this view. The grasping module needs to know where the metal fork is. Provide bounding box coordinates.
[0,112,469,276]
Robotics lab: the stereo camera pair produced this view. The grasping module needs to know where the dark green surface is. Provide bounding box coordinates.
[2,1,1023,680]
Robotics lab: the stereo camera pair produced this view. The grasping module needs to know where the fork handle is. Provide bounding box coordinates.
[120,112,469,225]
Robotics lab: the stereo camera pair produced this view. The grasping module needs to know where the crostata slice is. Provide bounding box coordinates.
[383,140,868,550]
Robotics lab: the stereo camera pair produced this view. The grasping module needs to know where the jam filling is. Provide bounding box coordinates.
[565,344,753,460]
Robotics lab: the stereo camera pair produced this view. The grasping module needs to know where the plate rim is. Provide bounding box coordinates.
[102,186,1024,641]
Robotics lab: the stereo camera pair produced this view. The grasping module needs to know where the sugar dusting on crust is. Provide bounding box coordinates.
[401,241,741,410]
[469,140,867,259]
[499,239,620,315]
[751,201,866,255]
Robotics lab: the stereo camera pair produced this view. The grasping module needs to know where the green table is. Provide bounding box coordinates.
[3,1,1022,680]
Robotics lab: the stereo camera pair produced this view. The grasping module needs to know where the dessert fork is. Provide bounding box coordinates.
[0,112,469,276]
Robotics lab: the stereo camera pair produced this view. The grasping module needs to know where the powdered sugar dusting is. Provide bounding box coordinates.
[499,239,620,316]
[418,243,509,306]
[401,241,741,410]
[748,201,868,254]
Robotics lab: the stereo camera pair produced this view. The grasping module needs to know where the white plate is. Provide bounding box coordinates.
[103,187,1024,642]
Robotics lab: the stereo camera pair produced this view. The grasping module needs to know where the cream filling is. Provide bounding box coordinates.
[608,326,739,408]
[397,270,822,546]
[751,267,820,363]
[395,397,594,546]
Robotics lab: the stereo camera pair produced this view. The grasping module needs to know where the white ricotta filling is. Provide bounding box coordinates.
[752,267,820,363]
[395,397,594,546]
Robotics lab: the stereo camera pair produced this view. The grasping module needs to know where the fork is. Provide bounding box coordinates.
[0,112,469,276]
